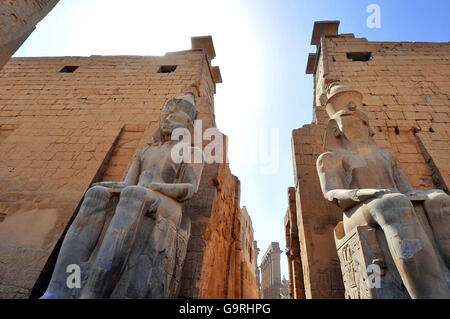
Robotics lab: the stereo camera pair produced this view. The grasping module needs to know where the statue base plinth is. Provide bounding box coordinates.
[334,224,410,299]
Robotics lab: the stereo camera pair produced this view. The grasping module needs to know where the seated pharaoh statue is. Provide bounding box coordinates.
[41,92,204,299]
[316,83,450,298]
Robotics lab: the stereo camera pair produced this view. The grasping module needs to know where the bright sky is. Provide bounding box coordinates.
[14,0,450,281]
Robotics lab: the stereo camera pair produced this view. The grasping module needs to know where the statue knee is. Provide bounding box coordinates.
[118,185,147,208]
[80,186,111,215]
[376,193,411,210]
[372,194,425,260]
[145,188,160,202]
[423,191,450,246]
[424,191,450,214]
[86,185,111,199]
[372,193,414,226]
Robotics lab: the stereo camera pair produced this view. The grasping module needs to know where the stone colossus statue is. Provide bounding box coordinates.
[316,83,449,298]
[42,93,204,299]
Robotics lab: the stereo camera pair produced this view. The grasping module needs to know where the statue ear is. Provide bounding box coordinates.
[149,127,163,145]
[323,119,343,151]
[368,126,375,137]
[186,120,195,145]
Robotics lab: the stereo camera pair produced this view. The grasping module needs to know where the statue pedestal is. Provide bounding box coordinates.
[334,196,448,299]
[334,224,410,299]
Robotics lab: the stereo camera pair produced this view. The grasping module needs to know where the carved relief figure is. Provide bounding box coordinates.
[41,93,203,299]
[317,83,450,298]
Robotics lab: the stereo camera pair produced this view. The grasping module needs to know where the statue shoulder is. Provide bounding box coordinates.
[317,151,341,168]
[379,147,397,163]
[138,144,156,159]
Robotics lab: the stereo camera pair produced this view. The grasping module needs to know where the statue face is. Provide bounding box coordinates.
[336,113,369,143]
[160,109,191,135]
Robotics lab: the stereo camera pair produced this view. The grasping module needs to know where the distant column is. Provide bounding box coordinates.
[260,242,282,299]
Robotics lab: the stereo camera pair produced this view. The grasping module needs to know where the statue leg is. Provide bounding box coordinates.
[80,185,160,298]
[367,193,450,298]
[145,197,183,298]
[423,190,450,267]
[107,193,183,299]
[41,186,112,298]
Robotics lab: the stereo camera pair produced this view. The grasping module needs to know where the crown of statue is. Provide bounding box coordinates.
[322,83,375,146]
[164,92,198,122]
[324,83,363,119]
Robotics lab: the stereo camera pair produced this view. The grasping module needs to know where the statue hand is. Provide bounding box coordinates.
[404,189,440,197]
[144,182,194,202]
[144,183,162,192]
[356,188,392,201]
[92,181,128,189]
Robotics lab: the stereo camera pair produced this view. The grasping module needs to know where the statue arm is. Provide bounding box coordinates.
[123,150,141,185]
[391,154,414,194]
[146,147,204,202]
[145,182,195,202]
[317,152,391,210]
[92,150,141,189]
[390,154,446,197]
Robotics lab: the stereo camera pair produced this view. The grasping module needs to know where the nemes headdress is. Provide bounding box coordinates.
[164,92,198,122]
[323,83,375,151]
[325,83,364,118]
[149,92,198,145]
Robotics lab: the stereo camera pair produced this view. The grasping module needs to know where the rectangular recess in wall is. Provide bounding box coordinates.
[59,65,79,73]
[158,65,177,73]
[346,52,372,62]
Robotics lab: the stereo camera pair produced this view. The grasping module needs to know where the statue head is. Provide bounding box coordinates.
[150,92,198,144]
[323,83,375,150]
[160,92,197,135]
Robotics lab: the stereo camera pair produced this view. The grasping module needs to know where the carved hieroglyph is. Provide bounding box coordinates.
[41,93,204,299]
[317,83,450,298]
[335,224,410,299]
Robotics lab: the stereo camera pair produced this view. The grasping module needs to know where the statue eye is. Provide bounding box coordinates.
[166,104,175,111]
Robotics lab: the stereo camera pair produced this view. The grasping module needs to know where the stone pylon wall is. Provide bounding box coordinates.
[0,36,257,298]
[289,21,450,298]
[0,48,204,297]
[0,0,59,71]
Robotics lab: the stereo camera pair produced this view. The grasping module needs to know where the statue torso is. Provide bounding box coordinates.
[338,144,398,190]
[137,142,182,186]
